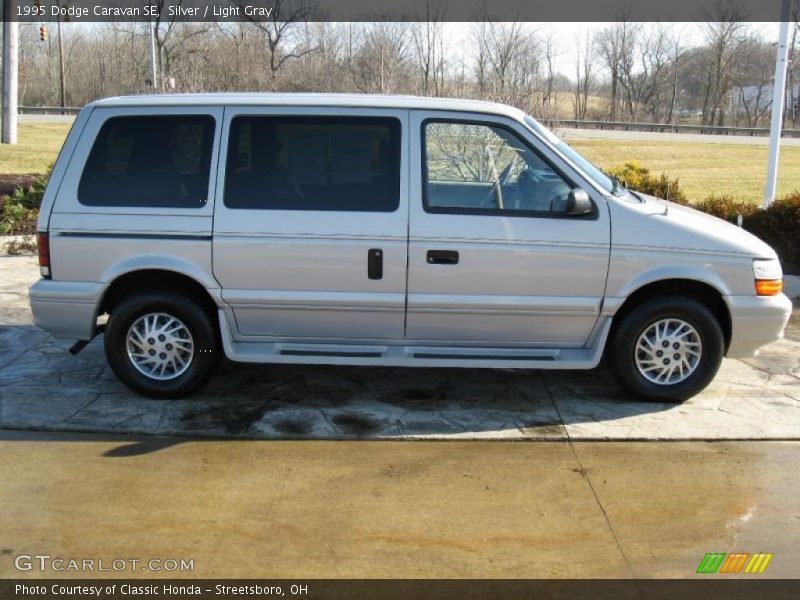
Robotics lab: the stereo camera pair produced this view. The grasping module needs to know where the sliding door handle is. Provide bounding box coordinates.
[427,250,459,265]
[368,248,383,280]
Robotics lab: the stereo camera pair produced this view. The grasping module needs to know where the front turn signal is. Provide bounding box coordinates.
[755,279,782,296]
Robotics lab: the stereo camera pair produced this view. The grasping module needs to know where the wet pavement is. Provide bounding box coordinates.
[1,255,799,441]
[3,252,800,582]
[1,430,798,579]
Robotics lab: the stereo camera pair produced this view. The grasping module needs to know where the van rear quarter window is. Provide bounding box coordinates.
[224,116,401,212]
[78,115,215,208]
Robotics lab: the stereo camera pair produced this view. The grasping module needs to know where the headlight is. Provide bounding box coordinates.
[753,259,783,296]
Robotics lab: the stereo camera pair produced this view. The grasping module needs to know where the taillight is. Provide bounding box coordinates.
[37,232,50,278]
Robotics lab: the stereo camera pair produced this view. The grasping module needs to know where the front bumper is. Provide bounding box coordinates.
[29,279,105,340]
[725,293,793,357]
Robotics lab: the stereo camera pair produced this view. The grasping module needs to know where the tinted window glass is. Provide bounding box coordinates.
[78,115,215,208]
[423,121,574,214]
[524,114,619,196]
[224,116,401,211]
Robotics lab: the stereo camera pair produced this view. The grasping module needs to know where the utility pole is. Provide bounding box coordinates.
[57,18,66,111]
[2,14,19,144]
[149,20,158,91]
[764,0,792,208]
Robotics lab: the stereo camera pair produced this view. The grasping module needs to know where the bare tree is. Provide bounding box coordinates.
[572,30,596,120]
[351,22,411,94]
[239,0,318,88]
[410,0,447,96]
[469,19,544,114]
[624,24,675,122]
[666,32,685,124]
[16,15,792,131]
[732,35,775,126]
[540,34,559,120]
[787,18,799,126]
[595,19,636,121]
[700,2,746,126]
[615,22,645,120]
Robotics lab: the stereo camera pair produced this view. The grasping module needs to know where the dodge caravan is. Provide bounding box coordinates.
[29,94,792,401]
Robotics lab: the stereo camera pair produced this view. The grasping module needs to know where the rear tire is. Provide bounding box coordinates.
[104,290,219,398]
[607,295,724,402]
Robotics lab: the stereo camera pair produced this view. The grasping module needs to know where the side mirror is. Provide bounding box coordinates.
[565,188,593,216]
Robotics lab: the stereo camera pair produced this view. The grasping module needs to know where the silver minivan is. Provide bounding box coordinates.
[29,93,792,401]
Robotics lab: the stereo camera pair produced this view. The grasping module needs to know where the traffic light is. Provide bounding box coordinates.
[39,25,48,42]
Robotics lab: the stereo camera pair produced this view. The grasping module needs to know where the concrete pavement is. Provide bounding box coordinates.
[17,114,76,124]
[1,255,799,441]
[2,250,799,583]
[1,430,798,579]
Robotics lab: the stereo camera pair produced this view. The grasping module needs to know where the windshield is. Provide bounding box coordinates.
[523,115,621,196]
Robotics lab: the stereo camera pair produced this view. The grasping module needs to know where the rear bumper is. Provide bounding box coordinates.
[725,293,793,357]
[29,279,105,340]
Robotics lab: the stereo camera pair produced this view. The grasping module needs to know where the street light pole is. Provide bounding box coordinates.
[763,0,792,208]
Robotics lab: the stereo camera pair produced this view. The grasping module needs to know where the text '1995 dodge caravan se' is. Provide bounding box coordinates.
[29,94,792,401]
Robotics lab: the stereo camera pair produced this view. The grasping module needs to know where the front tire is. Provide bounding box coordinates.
[607,295,724,402]
[104,291,219,398]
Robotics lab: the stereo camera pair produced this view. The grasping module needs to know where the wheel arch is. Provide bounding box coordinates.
[98,268,221,325]
[610,278,732,353]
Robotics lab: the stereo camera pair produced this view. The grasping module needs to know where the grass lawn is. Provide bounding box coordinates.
[3,122,800,204]
[0,123,72,175]
[570,139,800,203]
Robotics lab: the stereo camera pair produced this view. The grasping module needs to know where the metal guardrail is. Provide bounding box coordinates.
[550,119,800,138]
[19,106,81,115]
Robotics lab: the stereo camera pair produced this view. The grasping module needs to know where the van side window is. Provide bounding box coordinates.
[224,116,400,212]
[78,115,215,208]
[423,121,573,215]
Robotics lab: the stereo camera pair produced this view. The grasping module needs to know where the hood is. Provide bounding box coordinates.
[608,193,778,259]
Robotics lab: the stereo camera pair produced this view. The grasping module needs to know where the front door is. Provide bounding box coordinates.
[407,111,610,346]
[213,108,409,342]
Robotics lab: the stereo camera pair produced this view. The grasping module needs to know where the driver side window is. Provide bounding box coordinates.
[423,120,573,214]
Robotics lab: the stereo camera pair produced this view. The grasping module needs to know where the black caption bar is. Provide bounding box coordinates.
[3,580,800,600]
[3,0,800,23]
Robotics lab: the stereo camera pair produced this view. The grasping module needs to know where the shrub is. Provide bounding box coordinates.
[693,195,757,223]
[742,192,800,274]
[0,173,47,235]
[5,173,47,209]
[605,161,689,205]
[605,161,798,273]
[0,199,38,235]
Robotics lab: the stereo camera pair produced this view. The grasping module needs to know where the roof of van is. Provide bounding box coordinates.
[89,93,527,120]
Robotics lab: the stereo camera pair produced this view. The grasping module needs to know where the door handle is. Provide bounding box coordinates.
[368,248,383,280]
[427,250,459,265]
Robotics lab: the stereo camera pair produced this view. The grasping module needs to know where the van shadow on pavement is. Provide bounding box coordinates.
[1,323,799,442]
